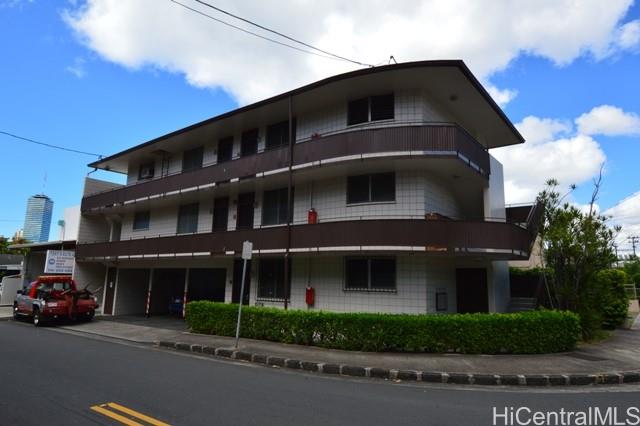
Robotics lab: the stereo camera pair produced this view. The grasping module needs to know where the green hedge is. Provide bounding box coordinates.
[185,302,581,354]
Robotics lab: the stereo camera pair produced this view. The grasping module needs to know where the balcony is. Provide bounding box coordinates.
[81,124,490,212]
[76,217,536,261]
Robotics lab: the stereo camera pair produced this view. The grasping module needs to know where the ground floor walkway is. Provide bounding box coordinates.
[50,314,640,382]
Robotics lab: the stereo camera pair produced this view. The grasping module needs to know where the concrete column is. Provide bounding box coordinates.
[112,268,120,316]
[145,268,154,317]
[182,268,190,319]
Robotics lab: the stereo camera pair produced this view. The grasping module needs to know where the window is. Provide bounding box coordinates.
[240,128,259,156]
[182,146,204,172]
[262,187,291,226]
[258,258,290,300]
[344,257,396,291]
[436,292,448,312]
[133,211,150,231]
[266,119,296,150]
[236,192,255,229]
[347,97,369,125]
[138,162,155,180]
[217,137,233,163]
[347,172,395,204]
[177,203,199,234]
[347,94,394,125]
[212,197,229,231]
[370,94,395,121]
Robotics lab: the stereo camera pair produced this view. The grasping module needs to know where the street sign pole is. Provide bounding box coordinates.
[235,241,252,348]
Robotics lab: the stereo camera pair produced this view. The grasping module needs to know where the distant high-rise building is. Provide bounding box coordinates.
[23,194,53,243]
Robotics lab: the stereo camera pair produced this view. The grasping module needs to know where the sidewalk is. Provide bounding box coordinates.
[53,316,640,386]
[0,306,13,320]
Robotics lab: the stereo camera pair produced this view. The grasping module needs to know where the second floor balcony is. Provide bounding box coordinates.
[81,123,490,212]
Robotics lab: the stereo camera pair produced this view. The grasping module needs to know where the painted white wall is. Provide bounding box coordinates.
[254,256,459,314]
[484,154,506,220]
[123,89,457,185]
[57,206,80,241]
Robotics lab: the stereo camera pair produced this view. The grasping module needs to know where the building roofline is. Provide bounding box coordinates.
[88,60,524,169]
[8,240,77,250]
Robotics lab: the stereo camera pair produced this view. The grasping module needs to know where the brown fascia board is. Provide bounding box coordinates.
[88,60,525,170]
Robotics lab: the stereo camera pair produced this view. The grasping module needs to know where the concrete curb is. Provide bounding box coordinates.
[156,341,640,387]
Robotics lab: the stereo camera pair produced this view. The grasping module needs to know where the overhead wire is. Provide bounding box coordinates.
[170,0,374,67]
[0,130,103,158]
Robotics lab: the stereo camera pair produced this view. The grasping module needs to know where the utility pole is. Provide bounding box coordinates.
[629,236,639,258]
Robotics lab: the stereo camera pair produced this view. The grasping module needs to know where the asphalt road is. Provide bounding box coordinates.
[1,320,639,426]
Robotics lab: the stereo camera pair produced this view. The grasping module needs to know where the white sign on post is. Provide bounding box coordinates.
[241,241,253,260]
[44,250,75,274]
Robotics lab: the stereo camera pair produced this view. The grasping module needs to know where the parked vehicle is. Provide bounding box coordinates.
[13,275,99,326]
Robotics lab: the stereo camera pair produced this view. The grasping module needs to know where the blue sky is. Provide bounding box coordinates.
[1,0,639,251]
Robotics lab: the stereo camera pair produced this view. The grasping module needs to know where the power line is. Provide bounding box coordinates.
[173,0,374,67]
[0,130,103,158]
[169,0,345,63]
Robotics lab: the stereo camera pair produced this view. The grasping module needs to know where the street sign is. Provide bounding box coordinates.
[44,250,75,274]
[242,241,253,260]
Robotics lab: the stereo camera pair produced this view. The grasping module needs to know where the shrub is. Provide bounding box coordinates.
[186,302,581,354]
[594,269,629,329]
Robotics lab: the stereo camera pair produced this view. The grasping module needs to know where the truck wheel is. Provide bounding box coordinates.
[33,308,44,327]
[81,310,95,322]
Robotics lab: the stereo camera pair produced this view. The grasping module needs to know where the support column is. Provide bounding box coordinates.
[182,269,190,319]
[145,269,154,318]
[112,268,120,316]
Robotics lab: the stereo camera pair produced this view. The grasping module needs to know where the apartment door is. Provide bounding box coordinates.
[455,268,489,313]
[103,267,117,315]
[212,197,229,232]
[236,192,255,229]
[232,259,251,305]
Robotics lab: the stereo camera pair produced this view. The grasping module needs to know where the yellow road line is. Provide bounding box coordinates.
[107,402,171,426]
[90,405,144,426]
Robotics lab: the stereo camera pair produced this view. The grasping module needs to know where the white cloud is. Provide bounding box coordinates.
[515,116,572,145]
[605,192,640,253]
[486,85,518,108]
[65,56,87,78]
[614,19,640,50]
[575,105,640,136]
[493,133,606,203]
[62,0,639,105]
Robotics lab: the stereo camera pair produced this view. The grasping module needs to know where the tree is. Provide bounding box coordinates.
[0,235,29,256]
[537,172,620,338]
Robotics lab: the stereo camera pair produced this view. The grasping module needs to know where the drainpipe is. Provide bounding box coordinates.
[284,95,293,310]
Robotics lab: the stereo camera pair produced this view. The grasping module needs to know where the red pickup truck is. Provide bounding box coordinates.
[13,275,99,326]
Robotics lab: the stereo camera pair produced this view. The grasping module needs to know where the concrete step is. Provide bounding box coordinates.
[507,297,537,313]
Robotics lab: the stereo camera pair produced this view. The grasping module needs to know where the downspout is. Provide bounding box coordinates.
[284,95,294,310]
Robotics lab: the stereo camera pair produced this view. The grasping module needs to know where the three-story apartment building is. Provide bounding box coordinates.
[74,60,541,317]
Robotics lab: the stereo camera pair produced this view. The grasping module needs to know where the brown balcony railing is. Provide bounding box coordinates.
[81,124,489,212]
[76,218,533,261]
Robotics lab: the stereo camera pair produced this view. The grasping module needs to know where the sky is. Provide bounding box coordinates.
[0,0,639,253]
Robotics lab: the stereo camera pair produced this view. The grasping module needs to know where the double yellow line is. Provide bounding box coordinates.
[90,402,170,426]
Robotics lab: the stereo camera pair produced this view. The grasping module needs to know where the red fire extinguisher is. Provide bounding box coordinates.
[305,285,315,307]
[308,208,318,224]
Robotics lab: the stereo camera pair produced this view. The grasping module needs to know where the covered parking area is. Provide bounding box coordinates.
[110,266,228,317]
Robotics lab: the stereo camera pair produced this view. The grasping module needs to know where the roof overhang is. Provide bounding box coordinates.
[9,240,77,251]
[90,60,524,174]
